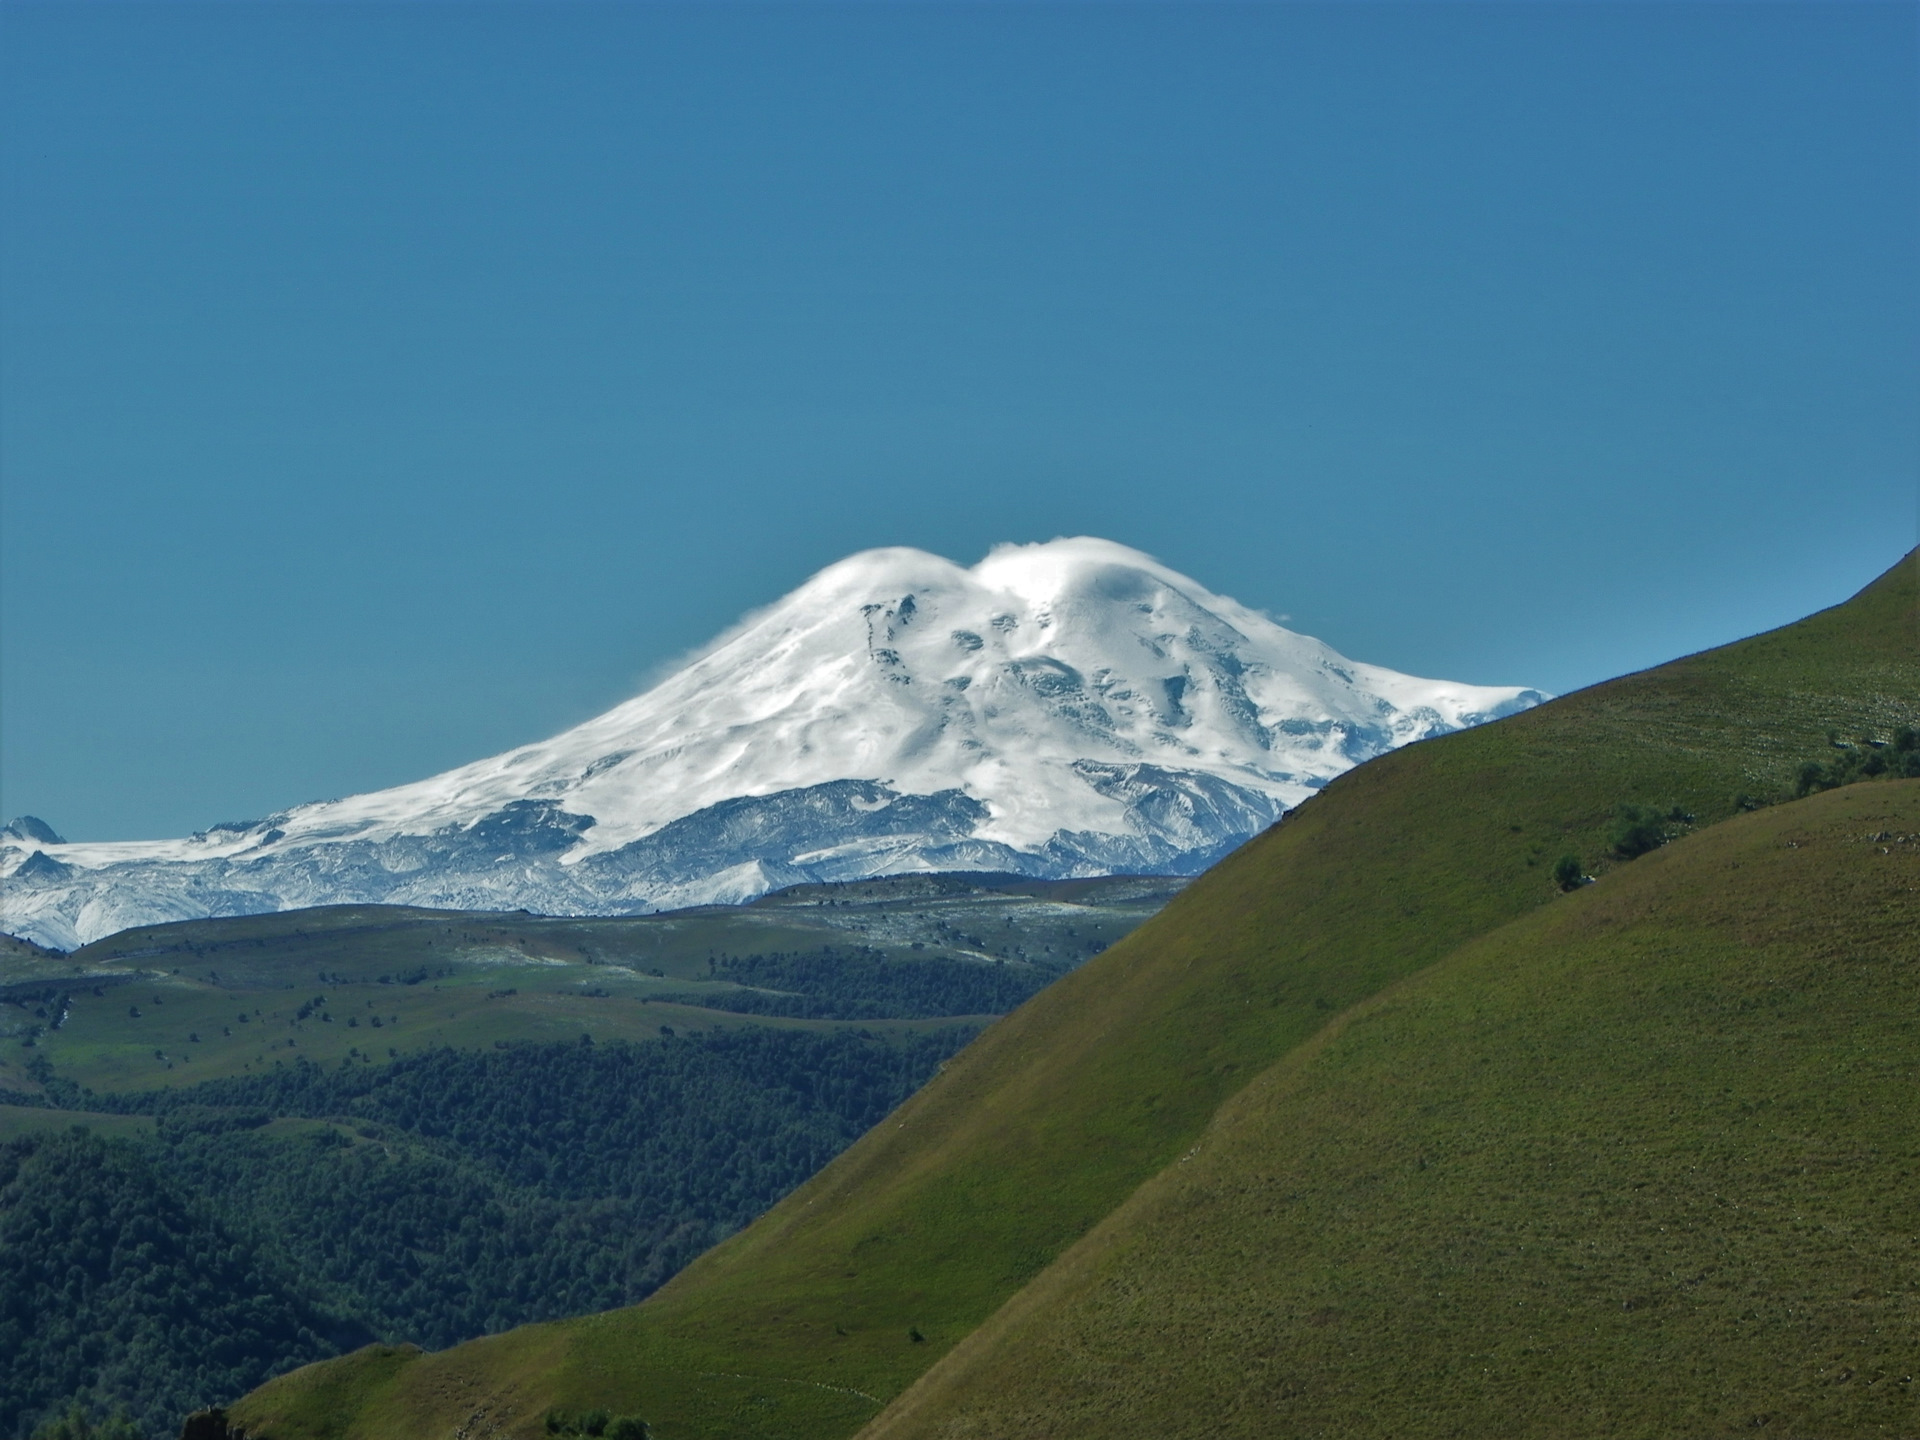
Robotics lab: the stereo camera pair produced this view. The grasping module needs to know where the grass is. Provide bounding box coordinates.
[869,781,1920,1437]
[228,551,1918,1440]
[0,876,1170,1099]
[219,1348,428,1440]
[0,1103,153,1142]
[0,931,67,970]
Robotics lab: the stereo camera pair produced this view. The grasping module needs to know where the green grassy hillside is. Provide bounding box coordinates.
[229,553,1918,1440]
[869,781,1920,1437]
[0,875,1174,1103]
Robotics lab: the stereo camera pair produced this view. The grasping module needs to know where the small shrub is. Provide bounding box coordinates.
[1609,803,1673,860]
[547,1411,645,1440]
[1551,855,1585,892]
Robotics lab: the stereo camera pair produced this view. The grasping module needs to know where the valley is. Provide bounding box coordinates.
[3,550,1914,1440]
[7,7,1907,1438]
[0,875,1178,1440]
[219,549,1919,1440]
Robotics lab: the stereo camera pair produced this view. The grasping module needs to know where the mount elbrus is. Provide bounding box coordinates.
[2,539,1542,949]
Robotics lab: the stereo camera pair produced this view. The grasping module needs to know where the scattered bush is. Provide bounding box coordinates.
[546,1409,647,1439]
[1551,855,1586,892]
[1795,727,1920,797]
[1609,803,1689,860]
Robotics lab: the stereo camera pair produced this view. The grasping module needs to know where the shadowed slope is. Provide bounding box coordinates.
[866,781,1920,1438]
[231,551,1917,1440]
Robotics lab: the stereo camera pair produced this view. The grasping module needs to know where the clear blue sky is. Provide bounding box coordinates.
[2,2,1915,841]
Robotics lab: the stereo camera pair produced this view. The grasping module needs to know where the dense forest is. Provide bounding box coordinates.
[0,877,1165,1439]
[681,947,1057,1019]
[0,1129,357,1440]
[2,1029,974,1440]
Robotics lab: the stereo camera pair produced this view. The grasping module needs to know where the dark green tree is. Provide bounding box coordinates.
[1608,803,1673,860]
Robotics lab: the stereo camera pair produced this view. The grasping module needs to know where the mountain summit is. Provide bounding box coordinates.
[1,538,1543,948]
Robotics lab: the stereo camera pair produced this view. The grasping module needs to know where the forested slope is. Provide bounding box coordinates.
[0,1130,354,1440]
[230,553,1917,1440]
[0,1029,971,1440]
[4,874,1168,1439]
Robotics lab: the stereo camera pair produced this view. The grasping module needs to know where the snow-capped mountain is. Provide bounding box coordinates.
[1,538,1546,949]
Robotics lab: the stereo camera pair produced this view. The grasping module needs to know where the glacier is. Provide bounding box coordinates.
[1,537,1546,949]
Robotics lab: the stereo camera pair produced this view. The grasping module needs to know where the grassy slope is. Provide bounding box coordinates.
[4,878,1166,1099]
[231,551,1919,1440]
[870,781,1920,1438]
[0,931,66,967]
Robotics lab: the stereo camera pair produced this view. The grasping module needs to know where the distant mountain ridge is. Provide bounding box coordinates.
[1,538,1543,949]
